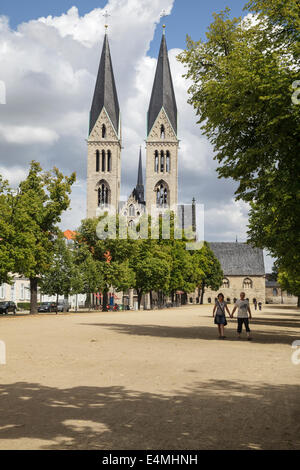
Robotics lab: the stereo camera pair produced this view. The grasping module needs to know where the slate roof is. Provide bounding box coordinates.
[209,242,265,276]
[147,33,177,136]
[89,34,120,136]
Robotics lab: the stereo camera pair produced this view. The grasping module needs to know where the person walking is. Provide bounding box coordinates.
[213,293,231,339]
[258,301,262,311]
[231,292,252,340]
[253,298,257,310]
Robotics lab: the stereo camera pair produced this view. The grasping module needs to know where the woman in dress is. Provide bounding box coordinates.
[213,293,231,339]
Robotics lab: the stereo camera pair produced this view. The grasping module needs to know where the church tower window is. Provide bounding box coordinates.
[166,151,170,173]
[107,150,112,172]
[155,151,159,172]
[129,205,135,216]
[160,151,164,173]
[160,125,165,139]
[101,150,106,172]
[102,124,106,138]
[96,150,100,172]
[98,181,110,206]
[155,181,169,207]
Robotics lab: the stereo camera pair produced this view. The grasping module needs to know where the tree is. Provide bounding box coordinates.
[130,241,171,309]
[178,0,300,282]
[13,161,76,314]
[0,176,15,285]
[278,270,300,308]
[192,243,224,304]
[40,235,82,313]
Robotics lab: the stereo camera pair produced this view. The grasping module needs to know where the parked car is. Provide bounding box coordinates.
[57,300,70,312]
[0,301,17,315]
[38,302,57,313]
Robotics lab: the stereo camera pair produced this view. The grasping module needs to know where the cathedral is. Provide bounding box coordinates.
[86,26,180,222]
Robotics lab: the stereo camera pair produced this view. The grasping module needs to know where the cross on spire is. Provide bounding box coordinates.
[103,10,111,31]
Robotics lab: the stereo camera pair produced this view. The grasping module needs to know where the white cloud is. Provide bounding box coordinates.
[0,125,59,144]
[0,0,256,248]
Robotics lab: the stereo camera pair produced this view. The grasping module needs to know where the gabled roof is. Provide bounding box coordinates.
[209,242,265,276]
[147,33,177,136]
[89,34,120,136]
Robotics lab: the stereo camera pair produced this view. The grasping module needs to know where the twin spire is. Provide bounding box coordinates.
[89,27,177,139]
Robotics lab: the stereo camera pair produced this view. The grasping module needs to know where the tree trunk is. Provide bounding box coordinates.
[137,290,142,310]
[102,290,109,312]
[298,296,300,308]
[200,285,205,305]
[150,291,153,310]
[56,293,58,315]
[30,277,38,314]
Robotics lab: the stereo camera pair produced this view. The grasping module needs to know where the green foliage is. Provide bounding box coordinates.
[278,270,300,306]
[0,176,15,284]
[40,234,82,299]
[177,0,300,280]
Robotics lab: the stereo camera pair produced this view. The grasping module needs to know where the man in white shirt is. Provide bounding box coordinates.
[231,292,252,340]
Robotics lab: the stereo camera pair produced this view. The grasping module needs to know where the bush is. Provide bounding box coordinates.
[17,302,41,311]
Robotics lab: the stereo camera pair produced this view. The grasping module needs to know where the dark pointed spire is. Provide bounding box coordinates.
[147,32,177,136]
[89,33,120,136]
[133,147,144,204]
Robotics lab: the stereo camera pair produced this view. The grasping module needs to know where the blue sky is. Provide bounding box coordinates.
[1,0,248,56]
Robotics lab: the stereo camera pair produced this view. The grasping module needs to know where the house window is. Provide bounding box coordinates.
[20,283,25,300]
[243,277,253,289]
[222,278,230,288]
[102,124,106,138]
[0,284,4,299]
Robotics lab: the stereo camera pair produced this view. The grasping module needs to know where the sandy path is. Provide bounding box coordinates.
[0,304,299,450]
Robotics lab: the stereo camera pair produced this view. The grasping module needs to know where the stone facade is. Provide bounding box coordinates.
[145,109,179,213]
[87,108,121,218]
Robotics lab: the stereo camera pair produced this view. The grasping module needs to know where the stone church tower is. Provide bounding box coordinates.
[87,33,121,218]
[145,28,179,214]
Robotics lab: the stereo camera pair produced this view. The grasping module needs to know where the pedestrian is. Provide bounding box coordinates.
[213,293,231,339]
[258,301,262,311]
[253,298,257,310]
[231,292,252,340]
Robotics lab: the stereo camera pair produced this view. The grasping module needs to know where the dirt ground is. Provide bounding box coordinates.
[0,304,299,450]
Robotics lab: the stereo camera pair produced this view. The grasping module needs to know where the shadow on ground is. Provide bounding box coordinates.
[0,380,299,450]
[83,321,299,345]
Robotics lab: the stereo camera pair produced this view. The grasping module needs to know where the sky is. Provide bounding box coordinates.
[0,0,274,271]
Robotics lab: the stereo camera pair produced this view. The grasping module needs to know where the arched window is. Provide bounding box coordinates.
[222,278,230,288]
[129,205,135,217]
[160,125,165,139]
[96,150,100,172]
[226,297,231,303]
[101,150,106,172]
[107,150,112,172]
[272,288,278,296]
[128,220,134,229]
[154,151,159,172]
[243,277,253,289]
[97,181,110,206]
[160,151,164,172]
[166,151,170,173]
[102,124,106,138]
[155,181,169,207]
[208,297,212,304]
